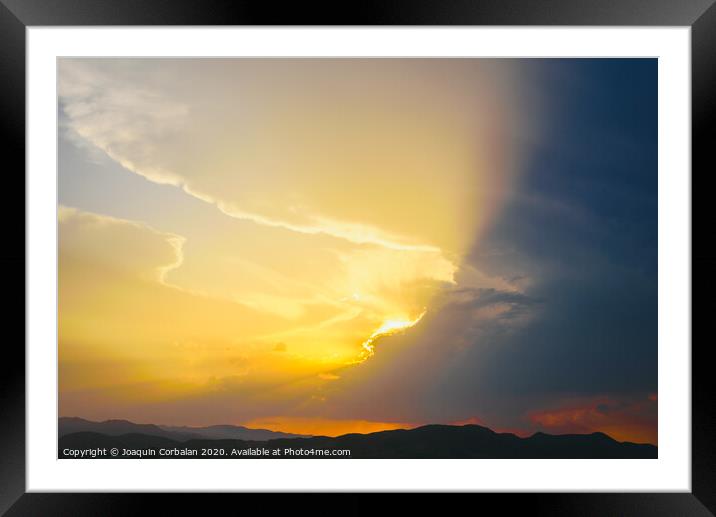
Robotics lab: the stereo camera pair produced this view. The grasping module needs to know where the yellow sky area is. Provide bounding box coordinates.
[164,225,455,323]
[59,205,460,417]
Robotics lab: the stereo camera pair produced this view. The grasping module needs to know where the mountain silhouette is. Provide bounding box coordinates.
[158,424,308,441]
[58,422,656,459]
[59,417,308,442]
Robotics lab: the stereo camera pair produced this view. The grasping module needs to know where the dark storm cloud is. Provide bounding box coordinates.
[462,59,657,396]
[319,59,657,439]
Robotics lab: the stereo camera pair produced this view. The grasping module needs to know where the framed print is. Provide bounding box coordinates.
[2,0,713,514]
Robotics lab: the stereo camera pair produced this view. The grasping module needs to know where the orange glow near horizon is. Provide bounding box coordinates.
[527,395,658,445]
[242,417,419,437]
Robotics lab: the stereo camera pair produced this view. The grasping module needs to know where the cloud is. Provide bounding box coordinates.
[58,59,536,372]
[318,373,340,381]
[58,206,315,404]
[527,394,657,444]
[58,205,185,283]
[58,59,532,257]
[58,61,189,186]
[301,284,538,423]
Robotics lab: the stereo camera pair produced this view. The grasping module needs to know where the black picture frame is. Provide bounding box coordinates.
[2,0,712,514]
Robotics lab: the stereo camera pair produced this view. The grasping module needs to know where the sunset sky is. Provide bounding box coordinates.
[58,58,657,444]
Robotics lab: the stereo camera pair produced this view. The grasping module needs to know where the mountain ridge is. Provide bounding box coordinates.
[58,420,657,459]
[59,416,310,441]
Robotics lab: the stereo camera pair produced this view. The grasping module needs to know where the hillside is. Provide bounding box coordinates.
[58,423,656,459]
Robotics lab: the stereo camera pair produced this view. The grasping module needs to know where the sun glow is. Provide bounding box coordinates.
[359,310,427,361]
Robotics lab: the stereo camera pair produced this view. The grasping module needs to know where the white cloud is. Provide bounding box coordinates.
[58,59,531,258]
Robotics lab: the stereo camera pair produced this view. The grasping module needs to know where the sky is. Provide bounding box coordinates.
[58,58,657,444]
